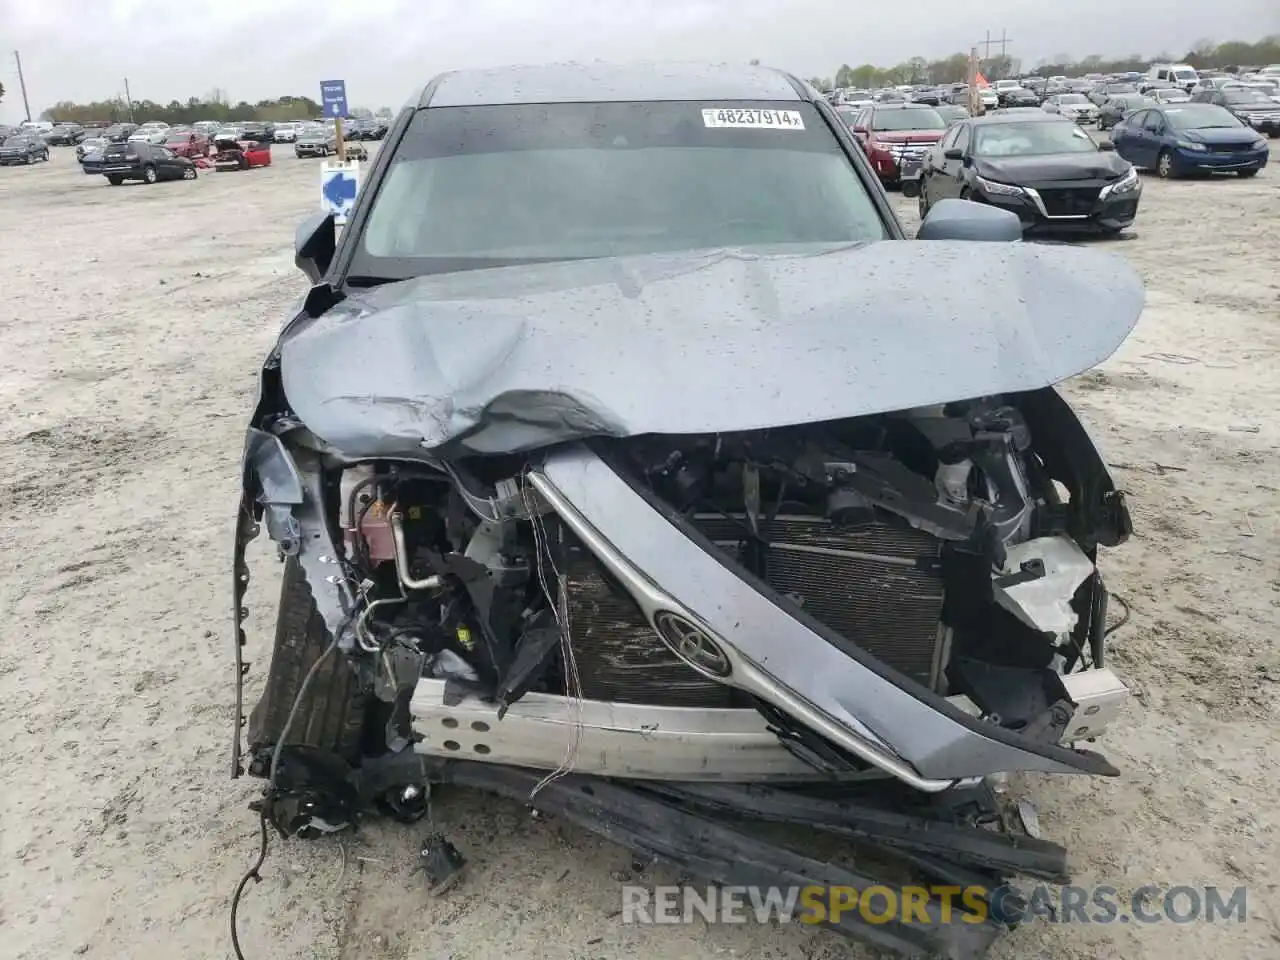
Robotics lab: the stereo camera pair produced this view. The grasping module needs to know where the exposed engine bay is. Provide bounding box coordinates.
[241,390,1131,796]
[233,387,1136,960]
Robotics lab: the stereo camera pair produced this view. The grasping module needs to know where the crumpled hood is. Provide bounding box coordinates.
[279,240,1144,457]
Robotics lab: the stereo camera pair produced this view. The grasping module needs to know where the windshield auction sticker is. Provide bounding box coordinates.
[702,108,805,130]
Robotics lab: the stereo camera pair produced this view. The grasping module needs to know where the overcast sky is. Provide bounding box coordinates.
[2,0,1276,122]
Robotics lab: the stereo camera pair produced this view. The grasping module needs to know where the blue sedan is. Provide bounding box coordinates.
[1110,102,1268,178]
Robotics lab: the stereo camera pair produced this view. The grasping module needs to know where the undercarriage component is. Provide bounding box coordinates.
[434,761,1009,959]
[420,833,467,894]
[409,679,821,780]
[993,534,1096,634]
[648,781,1071,883]
[1059,668,1129,741]
[246,555,366,770]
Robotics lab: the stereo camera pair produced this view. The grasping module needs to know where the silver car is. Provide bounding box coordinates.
[1042,93,1100,123]
[232,60,1142,960]
[293,123,337,157]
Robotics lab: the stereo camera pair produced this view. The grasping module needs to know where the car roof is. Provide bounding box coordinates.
[968,111,1073,126]
[870,102,938,110]
[421,61,807,107]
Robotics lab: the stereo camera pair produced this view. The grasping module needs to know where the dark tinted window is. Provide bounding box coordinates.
[352,100,887,279]
[1223,89,1272,104]
[871,107,945,131]
[1162,104,1245,130]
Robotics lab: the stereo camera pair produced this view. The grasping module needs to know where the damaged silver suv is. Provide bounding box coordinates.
[233,62,1142,959]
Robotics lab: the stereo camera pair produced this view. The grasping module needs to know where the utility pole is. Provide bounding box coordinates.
[998,29,1012,59]
[123,77,135,123]
[14,50,32,122]
[968,47,982,115]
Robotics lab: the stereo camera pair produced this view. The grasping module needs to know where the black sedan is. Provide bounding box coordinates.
[101,123,137,142]
[1098,94,1157,131]
[1000,87,1040,108]
[1088,83,1138,106]
[44,123,86,145]
[1192,87,1280,137]
[918,113,1140,236]
[0,134,51,165]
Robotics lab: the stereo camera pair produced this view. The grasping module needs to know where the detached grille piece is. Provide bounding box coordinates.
[693,514,948,688]
[562,537,734,708]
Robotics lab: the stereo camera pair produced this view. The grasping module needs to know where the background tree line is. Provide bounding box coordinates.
[805,35,1279,91]
[29,35,1279,119]
[38,88,394,124]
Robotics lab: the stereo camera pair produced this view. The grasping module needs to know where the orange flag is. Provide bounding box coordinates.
[974,71,990,87]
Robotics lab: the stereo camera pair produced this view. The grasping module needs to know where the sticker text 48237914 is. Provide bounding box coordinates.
[701,108,806,130]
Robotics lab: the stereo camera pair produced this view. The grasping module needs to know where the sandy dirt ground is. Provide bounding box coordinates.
[0,140,1277,960]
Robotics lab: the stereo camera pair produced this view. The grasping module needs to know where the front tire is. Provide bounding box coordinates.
[917,181,930,220]
[1238,168,1259,178]
[107,175,123,186]
[142,164,158,184]
[1156,150,1175,179]
[42,150,50,162]
[182,166,197,180]
[247,556,367,765]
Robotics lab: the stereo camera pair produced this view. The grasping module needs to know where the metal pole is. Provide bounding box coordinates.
[969,48,981,116]
[335,116,346,162]
[14,50,32,122]
[123,77,134,123]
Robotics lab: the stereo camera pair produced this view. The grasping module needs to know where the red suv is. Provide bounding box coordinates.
[162,130,211,159]
[848,103,948,194]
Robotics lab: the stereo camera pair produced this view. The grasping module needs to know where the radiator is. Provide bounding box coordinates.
[693,514,947,688]
[562,513,948,706]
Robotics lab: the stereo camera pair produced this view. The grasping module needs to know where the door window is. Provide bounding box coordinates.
[952,125,971,153]
[1142,112,1165,134]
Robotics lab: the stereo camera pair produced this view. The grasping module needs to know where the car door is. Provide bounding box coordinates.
[153,146,180,179]
[921,124,957,204]
[850,109,870,146]
[1138,110,1167,168]
[1110,108,1139,162]
[934,122,971,202]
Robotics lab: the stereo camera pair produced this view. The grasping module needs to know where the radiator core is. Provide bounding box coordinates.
[562,513,948,706]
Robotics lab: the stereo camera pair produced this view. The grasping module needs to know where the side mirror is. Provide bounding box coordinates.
[852,125,867,136]
[916,198,1022,242]
[295,212,336,284]
[943,148,964,160]
[1097,140,1116,151]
